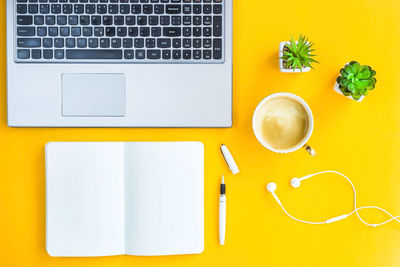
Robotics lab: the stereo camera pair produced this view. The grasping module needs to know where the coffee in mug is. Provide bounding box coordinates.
[253,93,316,156]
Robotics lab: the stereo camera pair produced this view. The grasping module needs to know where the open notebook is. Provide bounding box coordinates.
[46,142,204,257]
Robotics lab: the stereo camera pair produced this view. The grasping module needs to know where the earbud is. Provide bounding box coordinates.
[266,182,282,205]
[266,182,277,192]
[290,178,301,188]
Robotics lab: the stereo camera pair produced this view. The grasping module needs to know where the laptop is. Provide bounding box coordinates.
[6,0,232,127]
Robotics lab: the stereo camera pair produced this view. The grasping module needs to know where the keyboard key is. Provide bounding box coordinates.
[108,4,118,14]
[83,27,93,36]
[114,16,124,25]
[126,16,135,25]
[193,4,201,14]
[60,26,70,36]
[17,38,41,47]
[117,27,127,36]
[162,49,171,59]
[193,49,201,59]
[147,49,161,59]
[172,49,181,59]
[137,16,147,25]
[157,38,171,48]
[166,5,181,14]
[183,4,191,14]
[123,38,133,48]
[80,15,90,25]
[213,4,222,14]
[17,27,35,36]
[103,15,112,25]
[203,27,212,37]
[120,4,130,14]
[183,49,191,59]
[48,26,58,36]
[88,38,98,48]
[91,15,101,25]
[135,49,145,59]
[203,38,211,48]
[213,38,222,59]
[131,4,141,14]
[66,38,75,47]
[66,49,122,59]
[77,38,87,47]
[193,38,201,48]
[140,27,150,36]
[43,49,53,59]
[34,15,44,25]
[57,15,67,25]
[71,27,81,36]
[17,16,33,25]
[54,38,64,47]
[97,4,107,14]
[100,38,110,48]
[171,16,181,25]
[163,27,181,36]
[213,16,222,36]
[154,4,164,14]
[43,38,53,47]
[172,38,181,48]
[86,4,95,13]
[46,15,55,25]
[193,27,201,37]
[203,4,211,14]
[106,27,116,36]
[203,16,211,25]
[74,4,84,14]
[146,38,155,48]
[151,27,161,37]
[143,4,153,14]
[40,4,50,14]
[51,4,61,13]
[160,16,170,25]
[55,49,65,59]
[128,27,138,37]
[17,4,28,14]
[37,26,47,36]
[111,38,121,48]
[94,27,104,36]
[124,50,134,59]
[183,38,191,48]
[203,49,211,59]
[134,38,144,47]
[17,49,30,59]
[68,15,78,25]
[62,4,73,14]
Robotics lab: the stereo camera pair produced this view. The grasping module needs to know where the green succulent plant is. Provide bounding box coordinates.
[281,34,318,71]
[336,61,377,101]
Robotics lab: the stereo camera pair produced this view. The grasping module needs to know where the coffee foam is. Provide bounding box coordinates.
[254,96,309,150]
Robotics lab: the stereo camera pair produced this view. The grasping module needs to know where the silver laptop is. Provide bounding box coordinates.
[7,0,232,127]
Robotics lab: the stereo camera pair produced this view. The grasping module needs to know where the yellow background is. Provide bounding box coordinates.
[2,0,400,266]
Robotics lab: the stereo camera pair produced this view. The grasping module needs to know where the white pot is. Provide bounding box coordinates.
[334,81,364,102]
[279,41,311,73]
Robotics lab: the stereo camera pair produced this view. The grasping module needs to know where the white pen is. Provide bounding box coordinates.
[219,176,226,245]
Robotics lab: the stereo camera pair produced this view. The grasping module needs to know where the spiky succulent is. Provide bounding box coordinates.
[336,61,377,100]
[281,34,318,71]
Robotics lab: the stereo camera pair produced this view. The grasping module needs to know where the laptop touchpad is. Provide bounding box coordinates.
[62,73,126,117]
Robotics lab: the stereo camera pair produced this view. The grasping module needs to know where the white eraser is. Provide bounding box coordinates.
[220,144,239,175]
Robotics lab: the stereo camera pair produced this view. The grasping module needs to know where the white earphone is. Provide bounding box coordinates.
[267,171,400,227]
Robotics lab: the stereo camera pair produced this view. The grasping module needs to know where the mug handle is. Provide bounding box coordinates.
[303,143,316,157]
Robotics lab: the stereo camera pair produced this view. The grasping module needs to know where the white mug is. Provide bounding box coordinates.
[252,92,316,156]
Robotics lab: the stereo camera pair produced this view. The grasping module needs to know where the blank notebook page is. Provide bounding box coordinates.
[46,142,125,257]
[124,142,204,256]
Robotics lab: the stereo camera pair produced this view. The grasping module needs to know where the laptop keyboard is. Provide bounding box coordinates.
[14,0,225,63]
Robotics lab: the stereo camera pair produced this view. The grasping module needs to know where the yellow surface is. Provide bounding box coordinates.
[2,0,400,266]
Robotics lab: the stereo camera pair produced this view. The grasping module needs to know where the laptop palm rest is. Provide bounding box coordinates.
[62,73,126,117]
